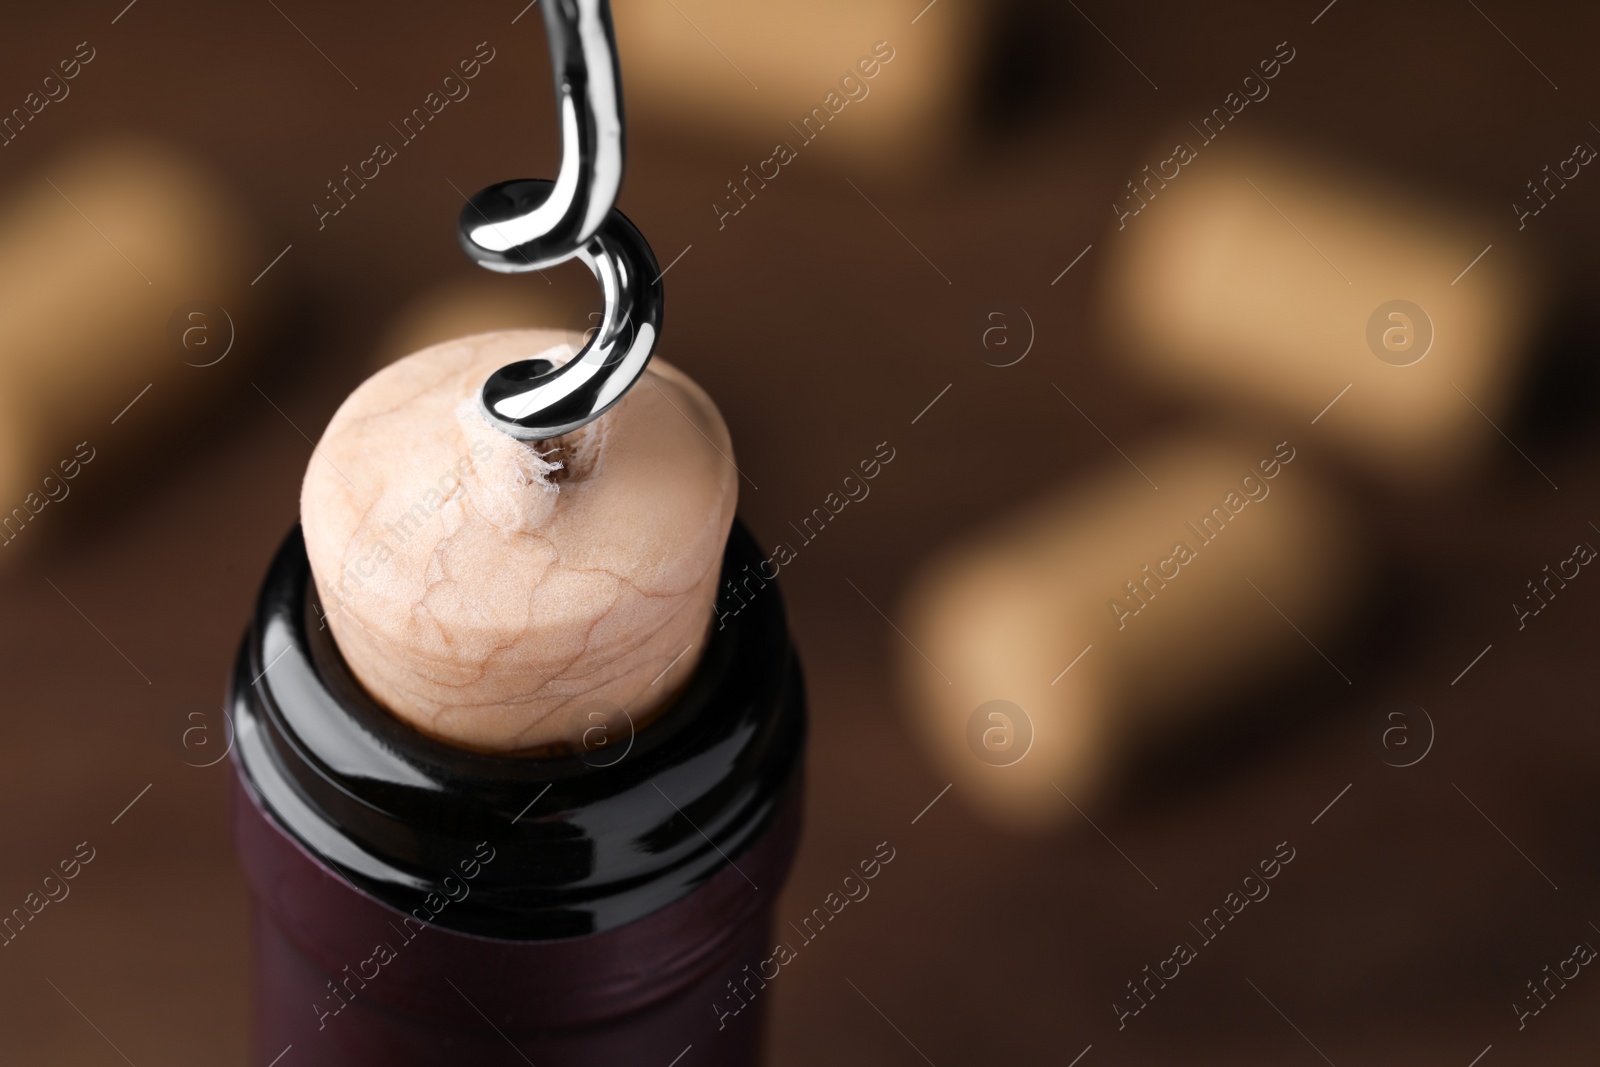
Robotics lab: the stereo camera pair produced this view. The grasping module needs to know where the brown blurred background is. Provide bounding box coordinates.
[3,0,1600,1063]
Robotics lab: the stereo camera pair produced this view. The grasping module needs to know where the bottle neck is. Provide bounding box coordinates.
[230,520,805,940]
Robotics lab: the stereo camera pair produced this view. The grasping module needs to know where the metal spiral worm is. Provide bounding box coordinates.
[457,0,662,442]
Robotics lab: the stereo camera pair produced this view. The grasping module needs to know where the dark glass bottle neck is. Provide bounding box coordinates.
[231,521,805,940]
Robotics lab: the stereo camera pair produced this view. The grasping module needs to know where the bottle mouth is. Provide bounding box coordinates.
[231,521,805,940]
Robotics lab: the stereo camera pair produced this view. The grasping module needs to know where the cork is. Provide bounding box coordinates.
[614,1,984,168]
[0,137,255,554]
[370,277,589,371]
[1099,144,1544,482]
[898,437,1361,829]
[301,330,737,753]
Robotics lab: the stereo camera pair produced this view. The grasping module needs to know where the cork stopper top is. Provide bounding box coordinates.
[300,330,737,753]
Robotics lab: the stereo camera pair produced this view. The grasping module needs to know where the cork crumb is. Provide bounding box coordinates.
[533,415,606,484]
[543,456,572,485]
[451,398,611,531]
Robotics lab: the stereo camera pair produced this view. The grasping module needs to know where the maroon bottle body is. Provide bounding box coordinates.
[230,524,805,1066]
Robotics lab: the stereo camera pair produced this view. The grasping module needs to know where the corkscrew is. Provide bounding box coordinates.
[458,0,661,442]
